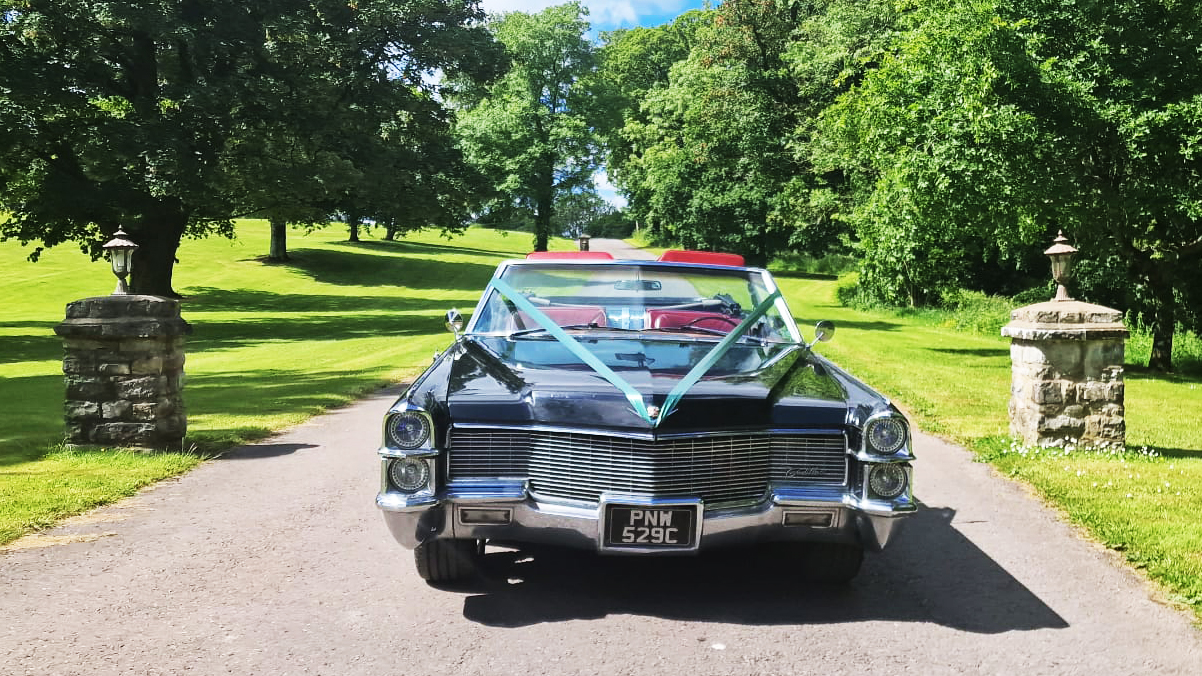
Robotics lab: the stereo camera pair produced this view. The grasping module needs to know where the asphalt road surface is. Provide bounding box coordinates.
[3,240,1199,675]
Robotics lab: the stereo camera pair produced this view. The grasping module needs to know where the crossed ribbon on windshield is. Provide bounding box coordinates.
[487,276,784,428]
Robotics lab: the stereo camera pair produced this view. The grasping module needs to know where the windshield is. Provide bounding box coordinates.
[469,262,801,350]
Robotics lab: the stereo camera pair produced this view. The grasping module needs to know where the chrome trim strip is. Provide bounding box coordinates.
[451,421,848,441]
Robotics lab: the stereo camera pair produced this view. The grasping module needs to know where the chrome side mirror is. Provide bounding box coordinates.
[445,309,463,339]
[807,320,835,348]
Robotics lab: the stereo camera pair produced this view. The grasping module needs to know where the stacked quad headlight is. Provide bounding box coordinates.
[865,416,907,456]
[862,413,911,500]
[868,464,908,499]
[382,407,436,496]
[387,410,432,450]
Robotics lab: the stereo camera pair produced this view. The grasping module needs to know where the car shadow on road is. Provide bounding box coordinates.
[456,504,1068,634]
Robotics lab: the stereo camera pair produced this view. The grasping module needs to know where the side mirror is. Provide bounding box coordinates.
[807,320,835,348]
[445,309,463,339]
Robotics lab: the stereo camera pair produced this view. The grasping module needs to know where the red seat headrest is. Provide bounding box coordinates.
[656,250,745,267]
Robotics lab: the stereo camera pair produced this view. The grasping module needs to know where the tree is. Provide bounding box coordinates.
[453,2,611,251]
[598,11,704,227]
[0,0,502,294]
[553,188,611,238]
[615,0,801,266]
[815,0,1202,369]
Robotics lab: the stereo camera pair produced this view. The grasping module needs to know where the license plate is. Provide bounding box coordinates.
[603,505,697,549]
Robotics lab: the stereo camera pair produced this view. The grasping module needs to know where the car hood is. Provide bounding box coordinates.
[445,340,851,432]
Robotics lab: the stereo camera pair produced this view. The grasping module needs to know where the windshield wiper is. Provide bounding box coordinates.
[508,324,641,338]
[645,326,768,344]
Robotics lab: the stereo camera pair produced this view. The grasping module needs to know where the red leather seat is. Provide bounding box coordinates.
[518,306,608,329]
[647,309,739,333]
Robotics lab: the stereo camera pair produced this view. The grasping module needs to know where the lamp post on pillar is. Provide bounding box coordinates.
[55,228,191,451]
[1002,231,1128,448]
[1044,230,1077,302]
[102,228,139,295]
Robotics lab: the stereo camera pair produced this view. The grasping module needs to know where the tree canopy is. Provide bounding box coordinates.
[452,1,612,252]
[596,0,1202,370]
[0,0,502,294]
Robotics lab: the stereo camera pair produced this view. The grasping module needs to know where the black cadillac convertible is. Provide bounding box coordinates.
[376,250,915,583]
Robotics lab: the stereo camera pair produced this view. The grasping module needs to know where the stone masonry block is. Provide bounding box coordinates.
[62,355,98,375]
[64,400,100,420]
[66,378,112,400]
[131,402,158,421]
[99,362,132,376]
[119,338,166,353]
[1033,381,1064,405]
[91,423,157,446]
[130,355,164,375]
[101,400,132,419]
[1040,414,1086,434]
[115,376,164,400]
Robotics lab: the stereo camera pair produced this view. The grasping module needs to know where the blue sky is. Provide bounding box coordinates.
[480,1,710,33]
[477,2,711,206]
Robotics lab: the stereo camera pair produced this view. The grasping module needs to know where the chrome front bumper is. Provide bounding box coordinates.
[377,480,915,553]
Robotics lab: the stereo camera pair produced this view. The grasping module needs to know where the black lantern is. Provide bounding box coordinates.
[102,228,139,295]
[1044,230,1077,302]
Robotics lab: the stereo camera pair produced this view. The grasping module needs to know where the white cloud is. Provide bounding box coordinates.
[594,170,628,208]
[479,1,691,29]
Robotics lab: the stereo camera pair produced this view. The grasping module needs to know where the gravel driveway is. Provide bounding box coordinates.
[3,238,1199,674]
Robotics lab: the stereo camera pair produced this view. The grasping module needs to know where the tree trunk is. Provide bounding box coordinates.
[533,203,551,252]
[268,215,289,261]
[1147,276,1176,372]
[533,161,554,252]
[347,211,361,242]
[128,204,187,298]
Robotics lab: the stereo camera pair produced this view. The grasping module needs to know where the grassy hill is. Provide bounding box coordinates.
[0,223,561,542]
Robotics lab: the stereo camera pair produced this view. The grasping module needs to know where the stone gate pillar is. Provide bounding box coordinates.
[1001,301,1129,447]
[54,295,192,451]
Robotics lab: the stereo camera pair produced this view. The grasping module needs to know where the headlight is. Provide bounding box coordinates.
[868,464,908,499]
[389,457,431,493]
[387,411,432,450]
[865,416,907,455]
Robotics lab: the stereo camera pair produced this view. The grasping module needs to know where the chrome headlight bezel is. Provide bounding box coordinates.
[387,456,434,495]
[867,463,909,500]
[863,413,909,456]
[384,408,434,451]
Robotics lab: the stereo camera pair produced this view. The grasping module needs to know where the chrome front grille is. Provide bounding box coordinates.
[448,428,847,507]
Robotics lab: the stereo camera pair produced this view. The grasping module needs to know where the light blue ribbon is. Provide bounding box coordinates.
[657,288,782,424]
[489,277,654,424]
[487,277,783,428]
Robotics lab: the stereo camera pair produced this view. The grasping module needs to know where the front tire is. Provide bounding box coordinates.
[414,539,481,583]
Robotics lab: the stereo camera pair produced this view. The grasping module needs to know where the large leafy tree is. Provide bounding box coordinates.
[453,1,611,251]
[816,0,1202,369]
[613,0,803,266]
[0,0,501,294]
[598,11,703,228]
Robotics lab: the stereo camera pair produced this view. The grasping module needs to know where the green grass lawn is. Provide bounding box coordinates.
[778,275,1202,616]
[2,231,1199,620]
[0,223,558,543]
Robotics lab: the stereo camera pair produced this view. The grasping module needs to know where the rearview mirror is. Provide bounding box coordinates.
[614,279,662,291]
